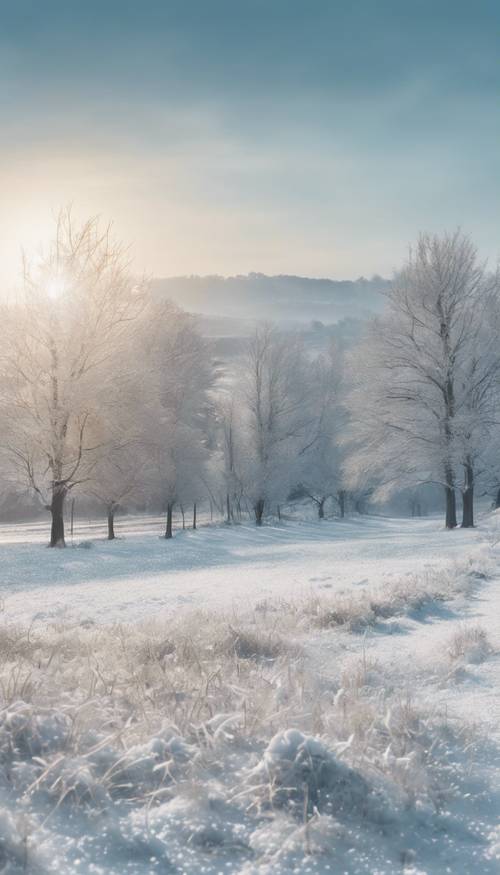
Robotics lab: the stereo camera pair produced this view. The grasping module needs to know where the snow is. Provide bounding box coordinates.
[0,514,482,627]
[0,512,499,873]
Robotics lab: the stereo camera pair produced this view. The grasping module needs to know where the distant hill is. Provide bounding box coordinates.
[152,273,389,325]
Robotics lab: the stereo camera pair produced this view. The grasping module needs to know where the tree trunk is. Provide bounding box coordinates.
[193,502,197,530]
[226,493,231,523]
[165,503,173,539]
[254,498,265,526]
[277,504,281,521]
[438,294,457,530]
[444,468,457,529]
[318,498,325,519]
[180,505,185,529]
[107,505,116,540]
[461,461,474,528]
[495,487,500,510]
[338,490,346,519]
[409,498,421,517]
[49,482,66,547]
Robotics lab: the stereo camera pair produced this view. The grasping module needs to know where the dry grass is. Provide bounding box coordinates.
[0,551,490,872]
[298,555,492,633]
[446,624,493,665]
[0,604,472,811]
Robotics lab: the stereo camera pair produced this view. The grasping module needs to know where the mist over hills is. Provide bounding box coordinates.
[152,273,389,327]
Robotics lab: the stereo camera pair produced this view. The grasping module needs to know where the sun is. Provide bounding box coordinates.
[45,275,68,300]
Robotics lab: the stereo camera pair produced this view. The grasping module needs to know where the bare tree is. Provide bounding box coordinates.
[452,282,500,526]
[215,396,245,523]
[346,231,497,528]
[237,325,312,524]
[0,210,145,546]
[135,301,214,538]
[299,340,347,519]
[87,440,143,539]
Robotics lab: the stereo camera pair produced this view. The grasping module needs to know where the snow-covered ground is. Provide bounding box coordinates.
[0,514,483,626]
[1,513,500,874]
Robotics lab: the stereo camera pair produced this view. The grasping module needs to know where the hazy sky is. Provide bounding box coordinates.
[0,0,498,283]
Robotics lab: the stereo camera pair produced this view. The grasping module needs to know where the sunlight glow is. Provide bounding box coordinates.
[45,275,68,300]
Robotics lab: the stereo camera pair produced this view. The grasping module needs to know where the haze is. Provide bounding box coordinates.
[0,0,498,286]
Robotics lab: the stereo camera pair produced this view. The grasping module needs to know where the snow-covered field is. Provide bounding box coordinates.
[0,513,483,626]
[1,513,500,874]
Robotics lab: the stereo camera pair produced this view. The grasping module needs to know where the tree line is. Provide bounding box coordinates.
[0,214,497,546]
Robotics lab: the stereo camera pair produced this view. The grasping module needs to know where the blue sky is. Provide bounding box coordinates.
[0,0,498,281]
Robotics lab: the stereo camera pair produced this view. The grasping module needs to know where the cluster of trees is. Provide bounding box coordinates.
[217,325,353,526]
[347,231,500,529]
[0,216,497,546]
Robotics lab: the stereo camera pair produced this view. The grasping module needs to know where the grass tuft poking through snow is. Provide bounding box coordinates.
[0,547,496,872]
[302,554,493,633]
[0,600,490,872]
[446,624,494,666]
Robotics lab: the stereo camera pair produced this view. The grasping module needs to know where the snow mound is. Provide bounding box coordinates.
[249,728,371,816]
[0,703,72,760]
[123,785,252,871]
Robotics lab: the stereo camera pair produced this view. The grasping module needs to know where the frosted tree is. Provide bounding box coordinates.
[480,436,500,510]
[347,231,497,528]
[0,211,145,546]
[216,396,245,522]
[237,325,312,524]
[453,284,500,523]
[135,301,213,538]
[86,417,144,539]
[89,448,142,539]
[82,328,151,539]
[299,341,348,518]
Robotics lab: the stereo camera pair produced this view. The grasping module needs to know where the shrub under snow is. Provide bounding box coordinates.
[248,728,371,816]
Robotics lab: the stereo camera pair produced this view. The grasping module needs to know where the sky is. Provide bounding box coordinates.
[0,0,498,284]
